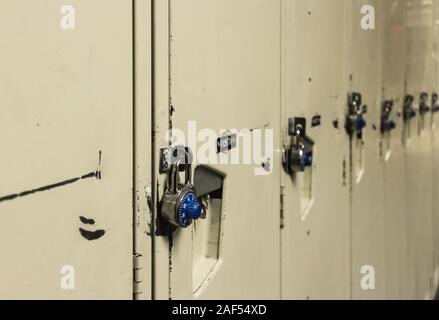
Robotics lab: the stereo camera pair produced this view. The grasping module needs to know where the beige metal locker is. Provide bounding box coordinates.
[152,0,282,299]
[347,0,386,299]
[431,0,439,296]
[0,1,134,299]
[381,0,409,300]
[405,0,435,299]
[280,0,350,300]
[133,0,153,301]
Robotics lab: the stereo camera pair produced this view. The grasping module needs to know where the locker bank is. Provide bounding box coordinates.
[1,0,439,300]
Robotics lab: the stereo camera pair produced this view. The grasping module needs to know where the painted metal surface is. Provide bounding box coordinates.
[0,1,133,299]
[432,0,439,296]
[347,0,386,300]
[381,0,408,300]
[133,0,153,300]
[152,0,282,300]
[405,0,435,300]
[0,0,438,300]
[280,0,350,300]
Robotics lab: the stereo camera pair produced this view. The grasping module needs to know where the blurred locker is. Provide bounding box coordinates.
[0,1,134,299]
[405,0,435,299]
[152,0,282,299]
[431,0,439,297]
[346,0,386,299]
[280,0,350,300]
[381,0,408,300]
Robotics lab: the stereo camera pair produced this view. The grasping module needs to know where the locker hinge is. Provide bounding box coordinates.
[133,253,144,299]
[280,185,286,229]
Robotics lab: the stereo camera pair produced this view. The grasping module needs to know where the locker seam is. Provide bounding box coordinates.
[279,0,286,300]
[167,0,172,301]
[151,0,157,301]
[132,0,137,300]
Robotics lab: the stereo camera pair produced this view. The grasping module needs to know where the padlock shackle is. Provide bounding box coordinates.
[185,164,192,186]
[170,160,180,194]
[169,160,192,194]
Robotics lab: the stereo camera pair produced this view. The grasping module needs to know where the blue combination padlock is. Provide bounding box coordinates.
[161,158,202,228]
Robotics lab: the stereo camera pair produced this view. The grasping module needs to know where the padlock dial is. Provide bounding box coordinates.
[177,191,202,228]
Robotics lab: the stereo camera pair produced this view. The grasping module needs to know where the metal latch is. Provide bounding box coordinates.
[380,100,396,133]
[283,117,314,175]
[403,94,416,122]
[419,92,431,115]
[345,92,367,138]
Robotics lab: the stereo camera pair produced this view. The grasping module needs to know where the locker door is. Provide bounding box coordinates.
[280,0,350,300]
[0,1,133,299]
[432,0,439,293]
[347,0,386,299]
[381,0,408,300]
[133,0,153,300]
[405,0,435,299]
[153,0,281,299]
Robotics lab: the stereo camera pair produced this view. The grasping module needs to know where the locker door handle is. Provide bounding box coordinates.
[381,100,397,133]
[345,92,367,138]
[419,92,431,114]
[283,117,314,175]
[403,94,417,121]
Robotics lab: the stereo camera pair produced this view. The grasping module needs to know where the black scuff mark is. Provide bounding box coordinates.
[261,158,271,172]
[169,105,175,131]
[0,151,103,204]
[81,172,97,179]
[79,228,105,241]
[168,226,174,299]
[311,115,322,127]
[97,151,102,180]
[249,122,270,132]
[0,171,101,204]
[79,216,96,225]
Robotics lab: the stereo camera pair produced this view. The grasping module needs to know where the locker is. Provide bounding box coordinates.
[1,0,439,301]
[133,0,153,300]
[347,0,386,299]
[280,0,350,300]
[152,0,282,299]
[381,0,409,300]
[0,1,134,299]
[405,0,435,299]
[431,0,439,296]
